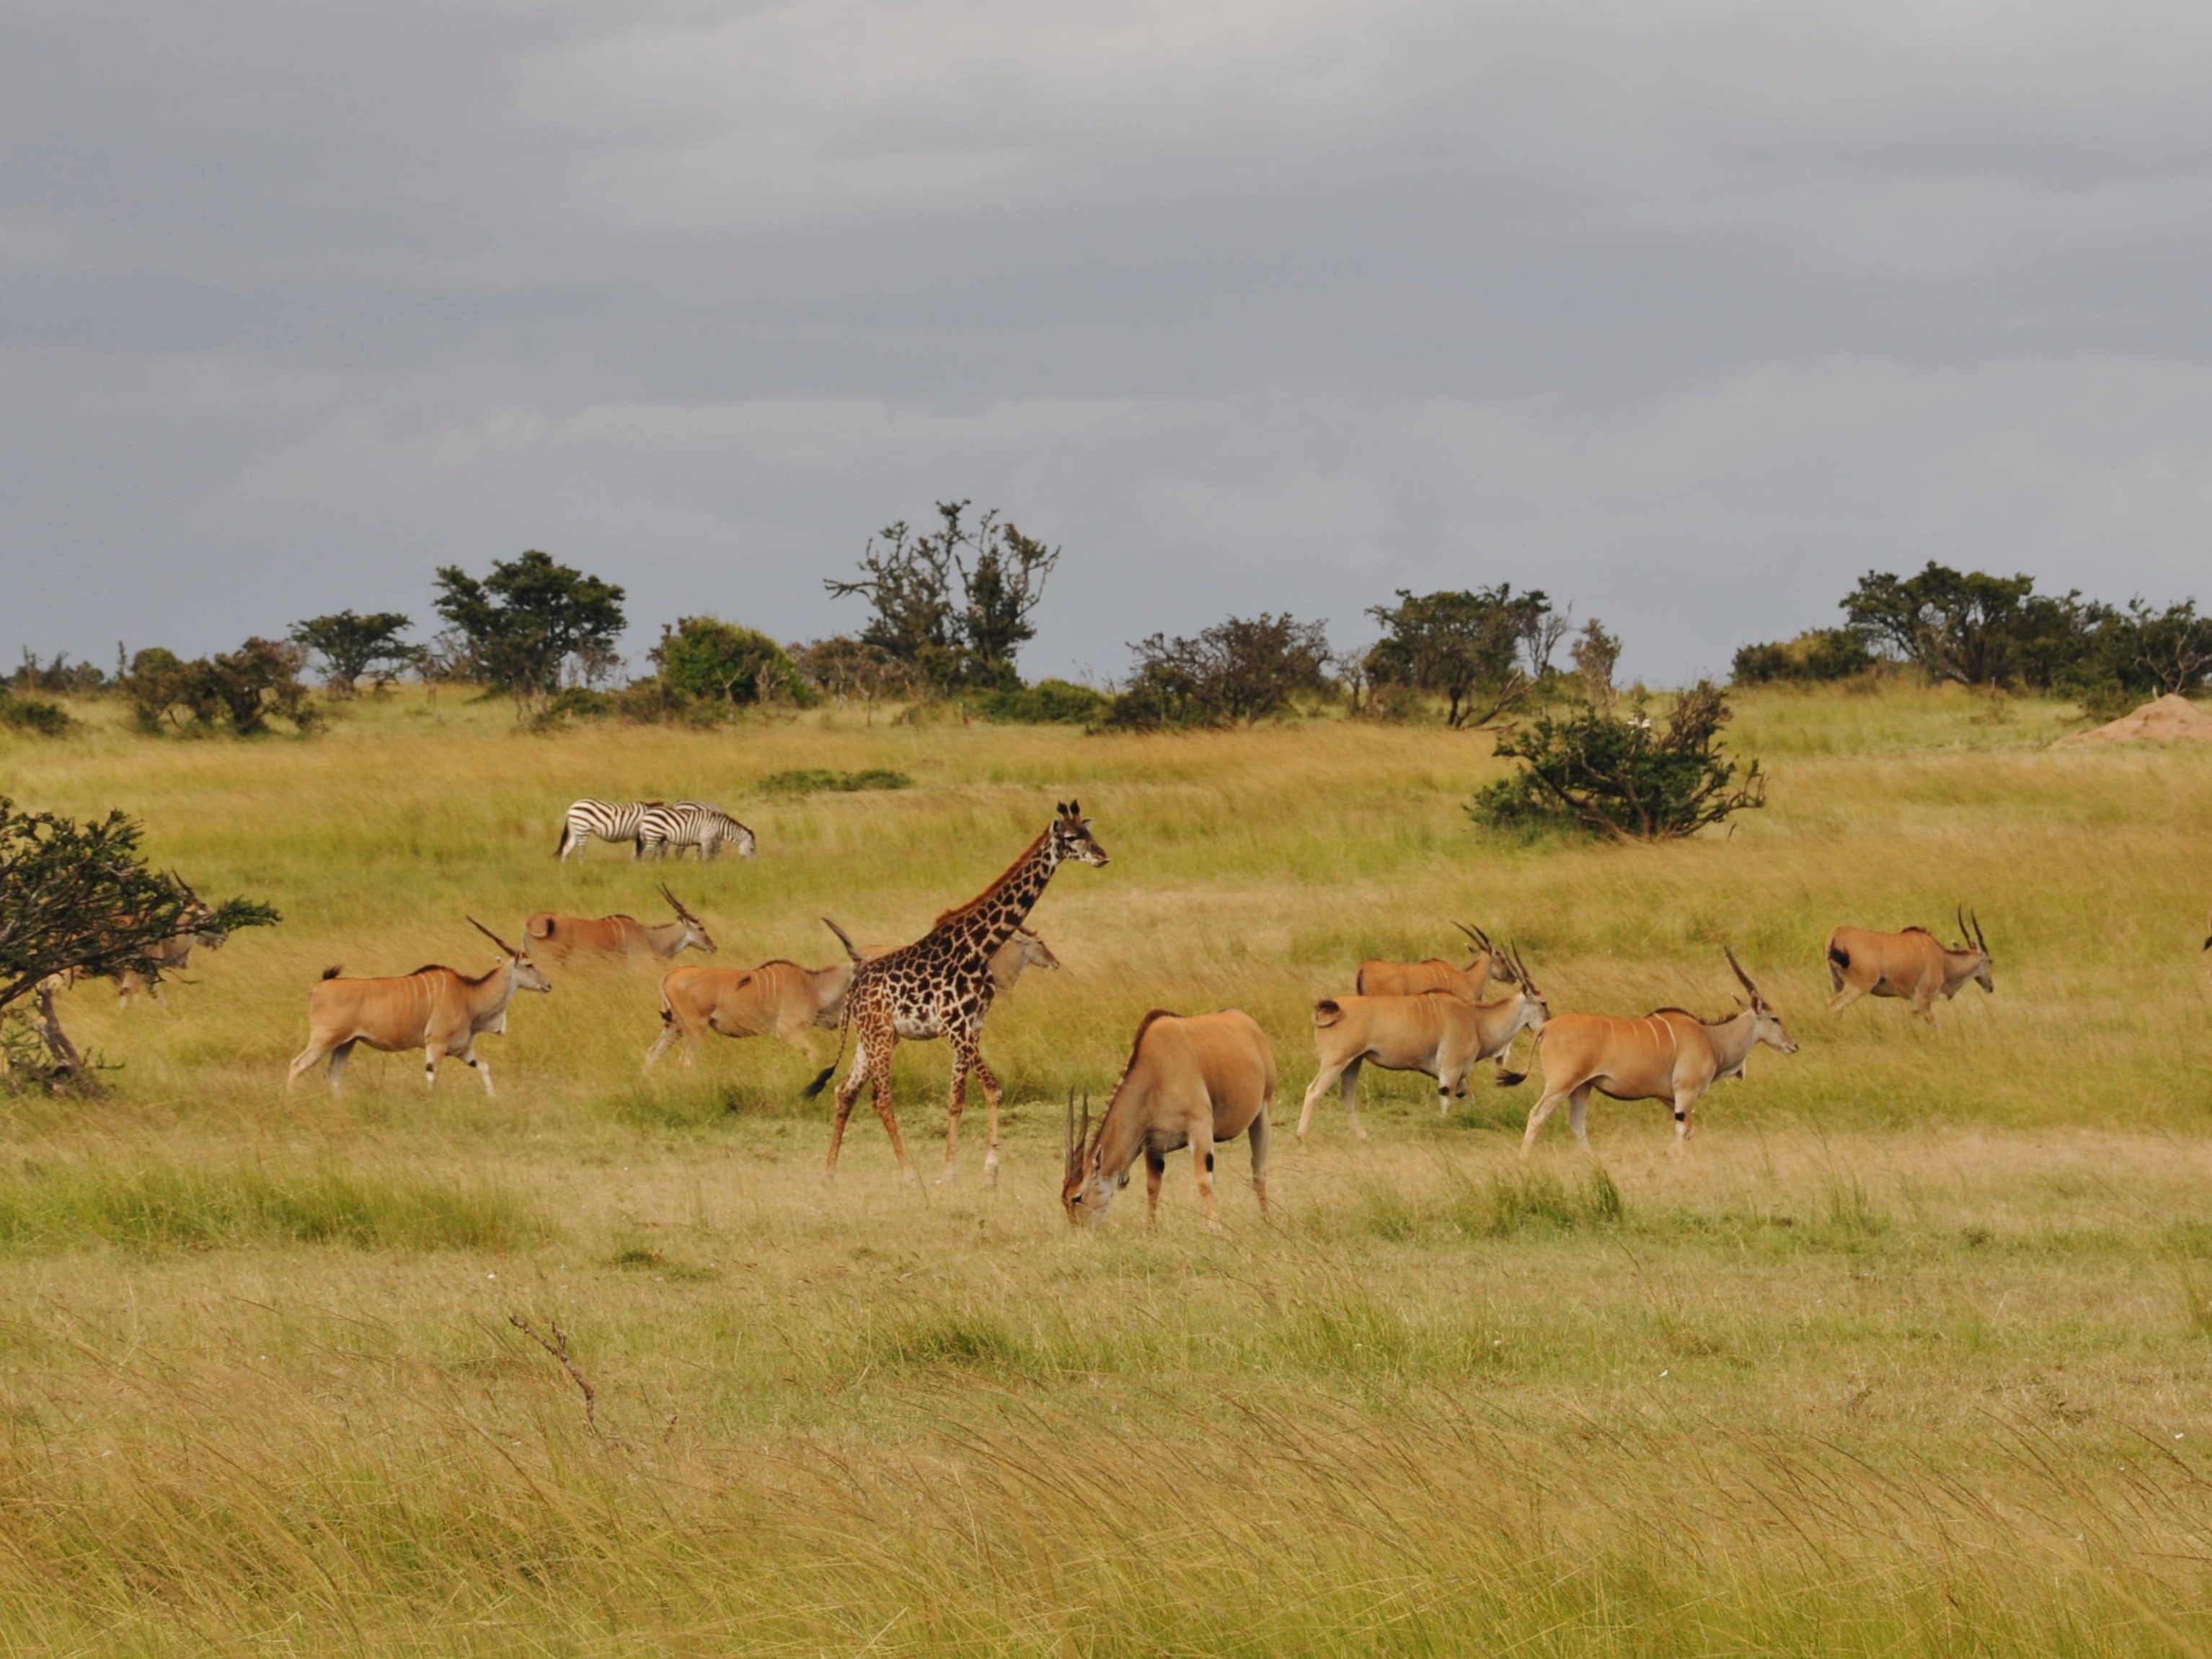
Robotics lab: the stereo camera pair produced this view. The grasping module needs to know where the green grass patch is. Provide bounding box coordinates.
[0,1163,545,1252]
[1331,1164,1629,1242]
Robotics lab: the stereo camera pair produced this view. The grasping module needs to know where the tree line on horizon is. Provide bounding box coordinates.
[7,508,2208,745]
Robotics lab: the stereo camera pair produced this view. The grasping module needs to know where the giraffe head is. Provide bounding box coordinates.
[1051,801,1109,868]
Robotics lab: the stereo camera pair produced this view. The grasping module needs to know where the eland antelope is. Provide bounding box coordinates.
[1062,1009,1273,1229]
[1354,922,1516,1001]
[1826,908,1992,1022]
[645,937,859,1070]
[110,882,229,1009]
[1521,947,1795,1154]
[1296,946,1549,1142]
[285,920,551,1095]
[526,885,717,965]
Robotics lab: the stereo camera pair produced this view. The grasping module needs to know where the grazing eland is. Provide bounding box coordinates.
[1062,1009,1273,1229]
[1521,947,1796,1154]
[1826,908,1992,1023]
[1297,947,1549,1143]
[285,920,551,1096]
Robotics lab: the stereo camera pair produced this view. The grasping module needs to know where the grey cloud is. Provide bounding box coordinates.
[6,1,2211,683]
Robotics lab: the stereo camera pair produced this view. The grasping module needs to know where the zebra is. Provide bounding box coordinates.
[637,801,756,861]
[555,798,665,860]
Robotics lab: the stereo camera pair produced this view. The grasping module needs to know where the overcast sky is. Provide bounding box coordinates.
[6,0,2211,685]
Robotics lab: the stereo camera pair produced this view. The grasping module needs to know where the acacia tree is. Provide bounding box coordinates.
[1843,565,2045,686]
[825,502,1060,691]
[0,799,278,1077]
[1363,587,1551,727]
[433,551,627,711]
[1105,614,1333,728]
[291,611,421,695]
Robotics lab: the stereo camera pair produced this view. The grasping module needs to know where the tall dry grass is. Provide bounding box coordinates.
[1,683,2210,1651]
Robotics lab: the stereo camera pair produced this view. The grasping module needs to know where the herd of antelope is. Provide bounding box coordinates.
[251,796,2048,1231]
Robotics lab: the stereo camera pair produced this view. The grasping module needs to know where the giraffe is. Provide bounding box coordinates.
[809,801,1109,1184]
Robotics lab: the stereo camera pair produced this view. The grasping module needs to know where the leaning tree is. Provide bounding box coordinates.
[0,798,278,1080]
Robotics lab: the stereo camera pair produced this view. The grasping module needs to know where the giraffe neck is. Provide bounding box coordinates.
[930,831,1061,964]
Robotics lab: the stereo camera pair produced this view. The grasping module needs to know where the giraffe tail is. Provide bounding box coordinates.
[803,1012,850,1100]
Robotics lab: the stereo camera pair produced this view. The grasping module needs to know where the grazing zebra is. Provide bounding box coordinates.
[637,801,756,861]
[555,798,664,860]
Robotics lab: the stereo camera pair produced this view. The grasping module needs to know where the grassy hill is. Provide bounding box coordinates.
[1,683,2209,1653]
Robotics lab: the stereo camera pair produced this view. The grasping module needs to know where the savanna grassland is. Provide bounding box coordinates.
[4,683,2212,1655]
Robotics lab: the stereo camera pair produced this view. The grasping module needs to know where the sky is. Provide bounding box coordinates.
[5,0,2211,686]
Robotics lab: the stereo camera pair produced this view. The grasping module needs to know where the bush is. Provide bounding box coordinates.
[1732,629,1876,684]
[8,651,105,695]
[1103,614,1332,730]
[1472,683,1766,841]
[650,616,813,709]
[0,696,71,736]
[123,641,317,736]
[974,679,1109,725]
[526,686,616,730]
[759,769,913,795]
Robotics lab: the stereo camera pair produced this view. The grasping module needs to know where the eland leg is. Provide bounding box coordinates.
[1296,1059,1350,1142]
[1567,1084,1595,1148]
[1521,1084,1573,1155]
[1668,1085,1699,1151]
[286,1039,332,1092]
[1191,1123,1221,1228]
[458,1040,495,1097]
[325,1038,358,1094]
[1248,1107,1270,1217]
[1144,1149,1167,1228]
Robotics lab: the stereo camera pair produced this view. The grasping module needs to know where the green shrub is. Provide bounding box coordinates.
[974,679,1109,725]
[123,641,317,735]
[1102,614,1333,730]
[1732,629,1875,684]
[1473,683,1765,841]
[526,686,616,730]
[0,696,71,736]
[759,768,913,795]
[650,616,813,709]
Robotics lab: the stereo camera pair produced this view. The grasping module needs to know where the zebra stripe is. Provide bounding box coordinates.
[637,802,756,861]
[556,799,663,860]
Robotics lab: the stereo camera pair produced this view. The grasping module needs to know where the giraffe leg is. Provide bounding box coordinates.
[868,1042,916,1184]
[973,1052,1004,1185]
[937,1040,970,1184]
[825,1027,876,1177]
